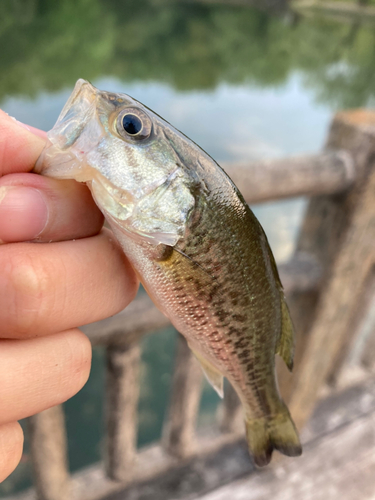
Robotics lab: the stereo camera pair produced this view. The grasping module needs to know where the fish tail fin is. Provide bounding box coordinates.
[245,405,302,467]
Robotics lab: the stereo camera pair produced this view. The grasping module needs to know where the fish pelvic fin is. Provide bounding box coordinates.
[245,405,302,467]
[190,346,224,398]
[275,296,295,372]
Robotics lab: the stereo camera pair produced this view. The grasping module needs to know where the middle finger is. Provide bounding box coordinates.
[0,229,139,339]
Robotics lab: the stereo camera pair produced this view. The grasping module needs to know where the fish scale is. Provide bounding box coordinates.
[35,78,302,467]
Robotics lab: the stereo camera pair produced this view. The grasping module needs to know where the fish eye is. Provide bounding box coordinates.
[123,114,142,135]
[116,107,152,141]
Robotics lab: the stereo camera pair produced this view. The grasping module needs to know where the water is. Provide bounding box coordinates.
[1,0,375,495]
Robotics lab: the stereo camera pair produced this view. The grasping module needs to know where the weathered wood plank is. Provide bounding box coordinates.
[198,412,375,500]
[28,406,70,500]
[287,110,375,430]
[163,334,203,457]
[301,375,375,442]
[11,376,375,500]
[80,293,169,346]
[70,432,246,500]
[223,150,354,204]
[105,343,141,481]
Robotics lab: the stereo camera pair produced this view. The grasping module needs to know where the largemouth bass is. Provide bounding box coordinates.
[35,79,302,466]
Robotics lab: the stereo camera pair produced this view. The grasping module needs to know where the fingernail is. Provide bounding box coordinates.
[10,116,48,139]
[11,117,31,131]
[0,186,49,243]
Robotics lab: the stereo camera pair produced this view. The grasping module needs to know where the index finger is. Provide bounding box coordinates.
[0,110,47,177]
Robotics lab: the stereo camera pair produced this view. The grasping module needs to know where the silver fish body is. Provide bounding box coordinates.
[35,79,302,466]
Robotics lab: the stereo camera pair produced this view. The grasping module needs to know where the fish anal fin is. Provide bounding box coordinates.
[276,296,295,372]
[190,346,224,398]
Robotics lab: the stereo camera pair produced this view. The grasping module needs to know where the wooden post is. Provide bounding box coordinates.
[28,406,70,500]
[105,342,140,481]
[329,265,375,382]
[361,280,375,371]
[163,334,203,458]
[281,110,375,430]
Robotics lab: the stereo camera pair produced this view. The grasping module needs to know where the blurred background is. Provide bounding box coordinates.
[1,0,375,496]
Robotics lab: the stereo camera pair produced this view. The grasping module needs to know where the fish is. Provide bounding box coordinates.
[35,79,302,466]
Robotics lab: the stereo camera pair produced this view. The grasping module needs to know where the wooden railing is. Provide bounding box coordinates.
[5,109,375,500]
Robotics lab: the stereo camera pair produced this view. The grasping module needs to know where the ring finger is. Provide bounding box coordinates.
[0,229,138,339]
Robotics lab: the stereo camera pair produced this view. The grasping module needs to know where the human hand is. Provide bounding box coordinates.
[0,110,139,482]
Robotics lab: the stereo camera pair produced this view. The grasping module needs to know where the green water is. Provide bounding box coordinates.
[1,0,375,496]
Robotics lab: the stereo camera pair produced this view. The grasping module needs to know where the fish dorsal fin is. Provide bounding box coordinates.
[189,345,224,398]
[275,295,295,372]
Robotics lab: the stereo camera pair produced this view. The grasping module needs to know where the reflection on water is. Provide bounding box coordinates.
[1,0,375,106]
[1,0,375,495]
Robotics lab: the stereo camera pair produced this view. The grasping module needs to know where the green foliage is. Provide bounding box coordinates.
[293,18,375,108]
[0,0,374,108]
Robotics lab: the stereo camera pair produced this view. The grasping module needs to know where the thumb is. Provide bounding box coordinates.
[0,110,46,177]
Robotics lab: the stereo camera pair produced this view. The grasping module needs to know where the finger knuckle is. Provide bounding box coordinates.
[2,248,54,336]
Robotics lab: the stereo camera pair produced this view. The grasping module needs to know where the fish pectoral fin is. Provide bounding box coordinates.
[275,296,295,372]
[190,346,224,398]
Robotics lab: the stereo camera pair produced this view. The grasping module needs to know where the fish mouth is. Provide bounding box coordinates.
[34,79,100,179]
[58,79,97,123]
